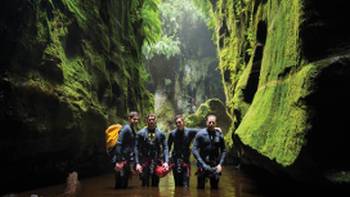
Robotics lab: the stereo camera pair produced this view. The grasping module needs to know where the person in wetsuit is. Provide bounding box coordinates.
[167,114,199,187]
[110,111,139,189]
[192,114,226,189]
[135,113,169,187]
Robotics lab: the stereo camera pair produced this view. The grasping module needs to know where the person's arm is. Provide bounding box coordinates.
[109,145,118,165]
[135,132,143,173]
[134,132,141,165]
[218,134,227,165]
[167,132,173,154]
[192,134,210,170]
[162,132,169,163]
[115,127,127,161]
[215,133,227,173]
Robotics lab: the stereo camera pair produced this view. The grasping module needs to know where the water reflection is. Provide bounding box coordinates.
[18,166,263,197]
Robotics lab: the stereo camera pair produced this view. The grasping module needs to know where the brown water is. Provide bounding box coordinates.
[13,166,350,197]
[15,166,264,197]
[14,165,350,197]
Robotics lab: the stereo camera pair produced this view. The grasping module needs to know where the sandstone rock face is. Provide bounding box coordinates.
[0,0,153,192]
[208,0,350,182]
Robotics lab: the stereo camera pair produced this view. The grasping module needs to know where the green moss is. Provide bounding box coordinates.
[207,0,323,166]
[186,98,231,130]
[62,0,87,26]
[260,0,302,84]
[186,100,210,128]
[5,0,155,123]
[1,0,157,190]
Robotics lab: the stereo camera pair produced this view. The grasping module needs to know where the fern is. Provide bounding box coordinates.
[142,0,216,60]
[142,0,162,45]
[142,35,181,60]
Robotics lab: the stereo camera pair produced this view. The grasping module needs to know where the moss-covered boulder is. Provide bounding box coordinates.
[186,98,232,134]
[0,0,153,193]
[205,0,350,183]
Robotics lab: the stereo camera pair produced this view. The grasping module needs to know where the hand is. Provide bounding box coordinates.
[215,127,222,132]
[114,161,125,172]
[162,162,169,171]
[136,163,143,173]
[203,164,212,171]
[215,164,222,173]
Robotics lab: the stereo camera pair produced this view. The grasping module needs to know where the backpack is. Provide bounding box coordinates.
[105,123,123,152]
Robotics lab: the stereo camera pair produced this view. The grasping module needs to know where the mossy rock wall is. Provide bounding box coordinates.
[209,0,350,182]
[0,0,153,192]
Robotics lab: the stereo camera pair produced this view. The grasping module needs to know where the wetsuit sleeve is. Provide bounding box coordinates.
[192,134,209,169]
[162,133,169,163]
[167,132,173,154]
[115,127,127,161]
[219,134,227,165]
[109,145,118,165]
[134,132,141,164]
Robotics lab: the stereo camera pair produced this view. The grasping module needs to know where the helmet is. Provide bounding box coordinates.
[154,165,170,178]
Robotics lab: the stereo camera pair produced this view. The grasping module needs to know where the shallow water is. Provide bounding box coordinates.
[16,165,262,197]
[15,163,350,197]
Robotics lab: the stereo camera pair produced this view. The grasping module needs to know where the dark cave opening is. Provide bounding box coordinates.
[256,20,267,46]
[243,21,266,103]
[224,69,231,83]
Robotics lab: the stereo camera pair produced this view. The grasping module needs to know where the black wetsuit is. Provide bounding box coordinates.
[168,128,199,187]
[110,124,136,189]
[135,127,169,186]
[192,128,226,189]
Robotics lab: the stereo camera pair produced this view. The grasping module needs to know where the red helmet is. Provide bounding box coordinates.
[154,165,170,178]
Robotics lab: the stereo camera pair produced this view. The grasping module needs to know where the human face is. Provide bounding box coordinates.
[175,118,185,131]
[206,116,216,131]
[129,115,139,127]
[147,115,157,130]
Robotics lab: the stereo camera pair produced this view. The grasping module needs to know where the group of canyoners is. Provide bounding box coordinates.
[107,112,226,189]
